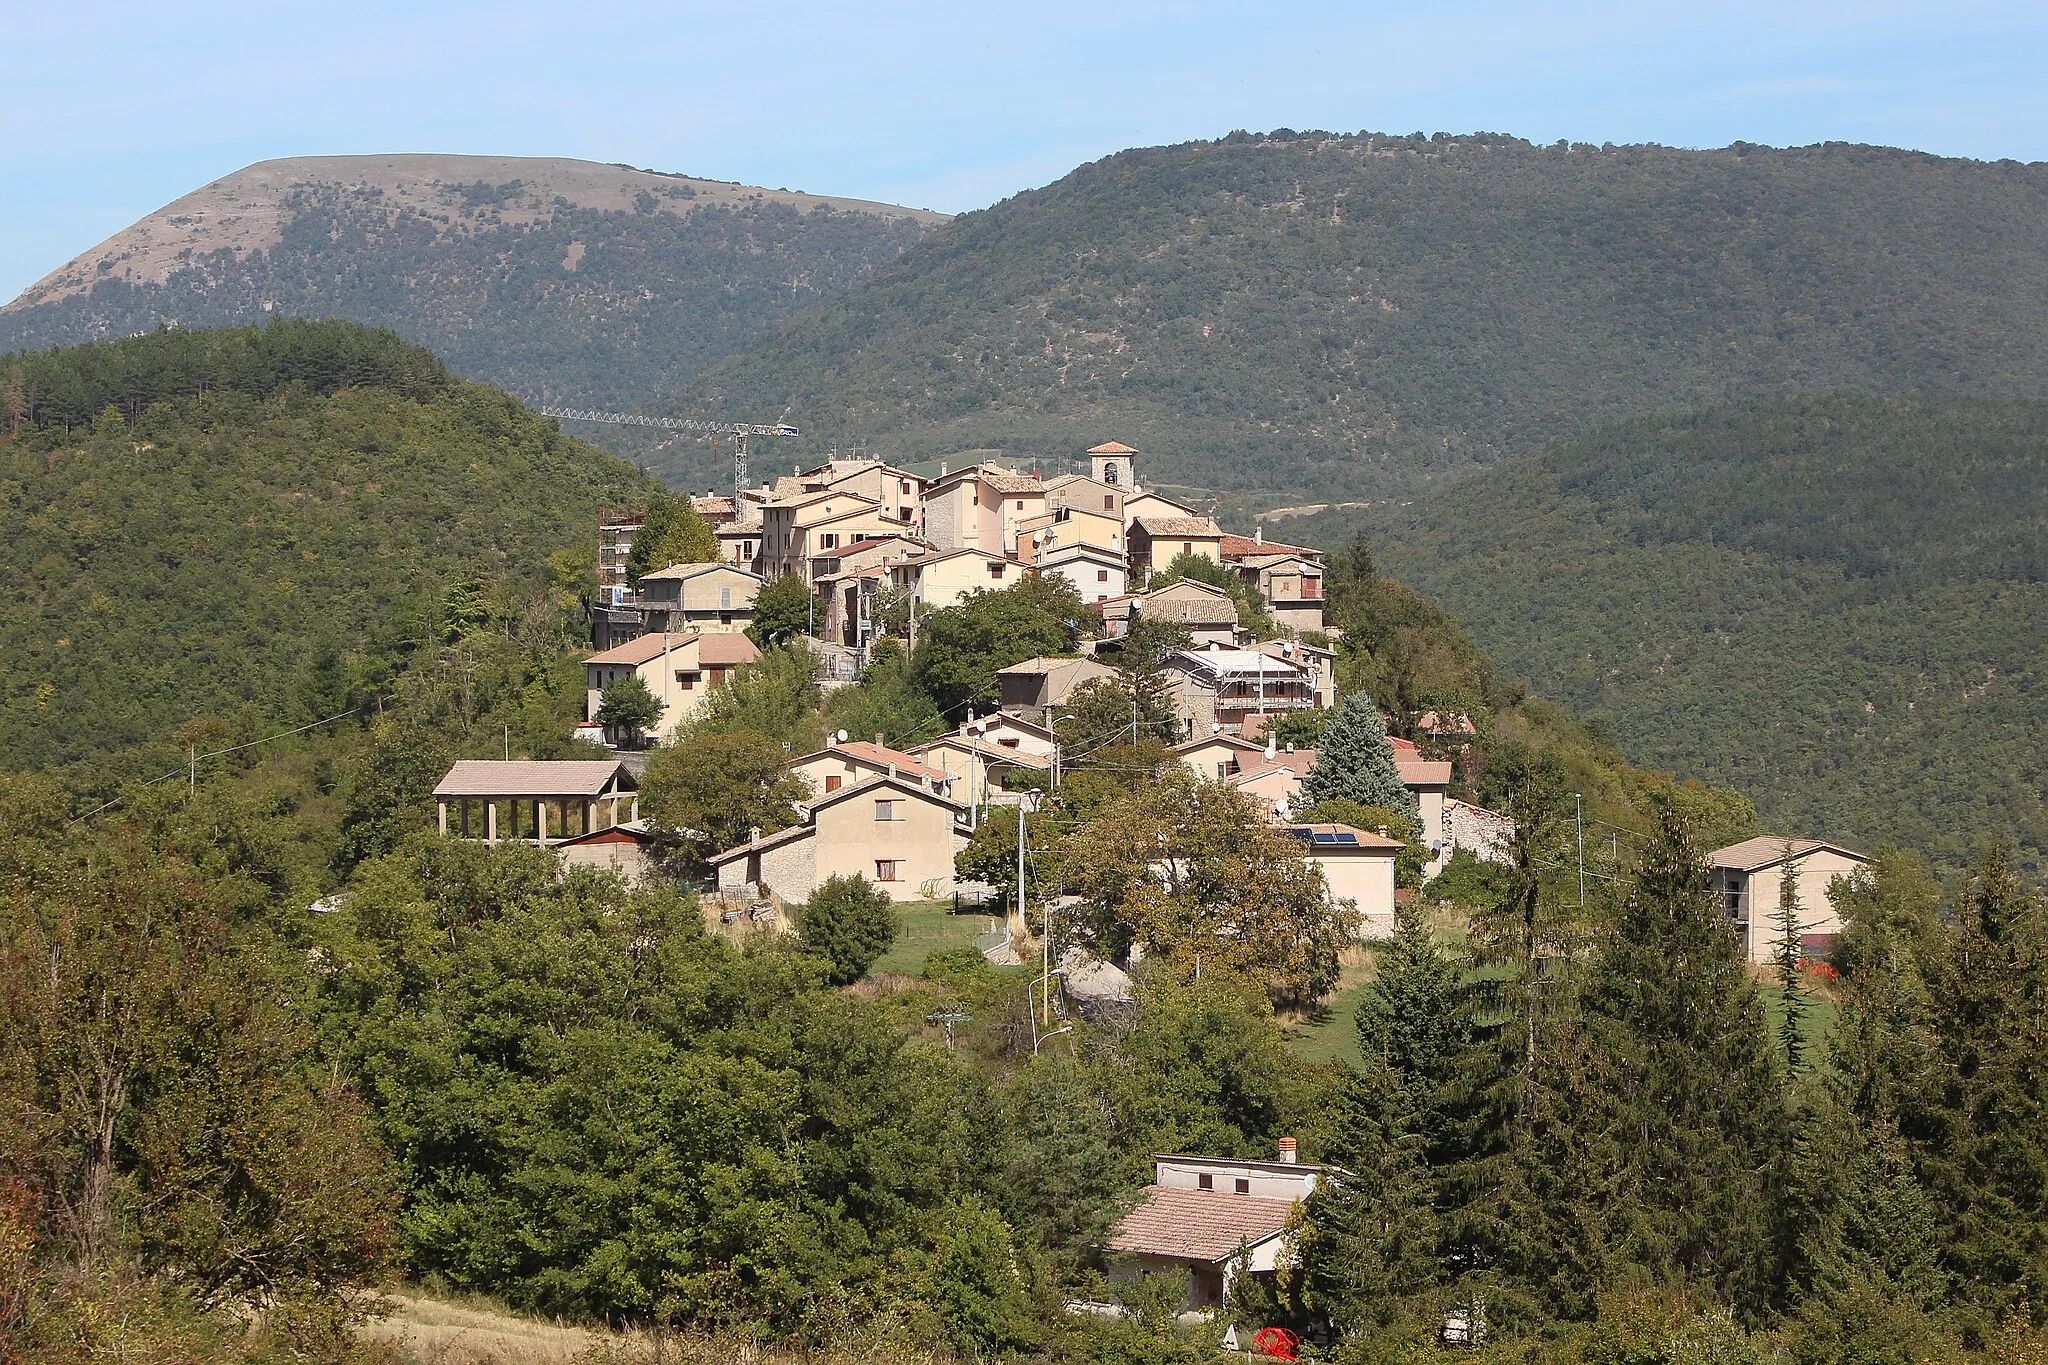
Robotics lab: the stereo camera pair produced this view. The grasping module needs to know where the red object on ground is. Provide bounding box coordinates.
[1251,1326,1301,1361]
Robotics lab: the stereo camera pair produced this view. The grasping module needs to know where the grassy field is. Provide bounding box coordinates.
[867,897,1004,979]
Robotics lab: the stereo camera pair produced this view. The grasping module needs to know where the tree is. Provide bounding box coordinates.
[694,644,823,749]
[594,672,664,746]
[793,873,901,985]
[639,729,808,866]
[1061,770,1356,1005]
[748,572,815,646]
[913,574,1086,717]
[1773,847,1812,1075]
[624,493,718,587]
[1301,691,1416,817]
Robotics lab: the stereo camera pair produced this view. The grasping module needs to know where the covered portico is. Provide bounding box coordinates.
[432,760,639,847]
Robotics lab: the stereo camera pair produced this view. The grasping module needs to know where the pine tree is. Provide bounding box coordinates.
[1300,690,1415,816]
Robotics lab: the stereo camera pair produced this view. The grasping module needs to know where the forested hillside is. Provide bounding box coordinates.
[1289,394,2048,869]
[0,321,659,779]
[669,132,2048,498]
[0,156,941,409]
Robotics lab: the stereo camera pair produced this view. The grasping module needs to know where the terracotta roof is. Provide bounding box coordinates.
[1219,534,1319,560]
[998,656,1109,677]
[1172,734,1266,755]
[707,822,812,864]
[691,496,736,515]
[1396,757,1454,786]
[434,760,631,798]
[1710,836,1867,872]
[718,520,764,535]
[1107,1185,1295,1263]
[915,736,1052,768]
[1230,749,1317,784]
[696,634,761,665]
[803,741,949,785]
[1089,441,1139,455]
[586,632,702,666]
[981,472,1046,495]
[1135,516,1224,537]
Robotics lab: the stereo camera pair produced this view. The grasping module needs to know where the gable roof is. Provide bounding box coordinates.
[1220,533,1320,561]
[586,632,702,667]
[808,771,965,817]
[1107,1185,1295,1263]
[1089,440,1139,455]
[1122,490,1196,516]
[1173,733,1267,756]
[914,735,1053,768]
[1396,756,1454,787]
[797,741,949,785]
[434,760,633,799]
[1040,542,1126,566]
[998,655,1111,677]
[962,712,1052,739]
[1134,515,1225,538]
[638,561,763,583]
[1710,837,1869,872]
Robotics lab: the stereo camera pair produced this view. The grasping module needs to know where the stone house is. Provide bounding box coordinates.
[997,655,1120,717]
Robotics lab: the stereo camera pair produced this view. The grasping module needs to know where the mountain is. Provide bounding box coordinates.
[1283,394,2048,870]
[0,155,944,410]
[664,132,2048,499]
[0,320,658,777]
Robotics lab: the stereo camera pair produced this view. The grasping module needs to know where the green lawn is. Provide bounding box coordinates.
[1286,978,1373,1070]
[868,899,1004,979]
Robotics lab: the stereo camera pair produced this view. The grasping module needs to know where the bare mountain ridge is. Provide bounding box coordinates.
[0,155,945,410]
[8,154,946,311]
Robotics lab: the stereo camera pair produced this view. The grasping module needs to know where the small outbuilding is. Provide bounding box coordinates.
[1106,1141,1327,1313]
[433,760,639,845]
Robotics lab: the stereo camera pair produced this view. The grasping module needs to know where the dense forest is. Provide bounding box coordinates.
[1287,394,2048,872]
[0,173,936,410]
[0,321,659,785]
[665,132,2048,498]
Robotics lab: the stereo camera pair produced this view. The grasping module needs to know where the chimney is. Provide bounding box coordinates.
[875,732,886,750]
[749,825,762,843]
[1255,526,1264,545]
[1278,1136,1298,1165]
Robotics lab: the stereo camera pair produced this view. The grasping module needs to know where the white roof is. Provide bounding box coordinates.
[1171,648,1311,679]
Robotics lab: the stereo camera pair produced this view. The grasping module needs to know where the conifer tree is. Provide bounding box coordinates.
[1300,691,1416,816]
[1577,799,1787,1314]
[1774,848,1811,1075]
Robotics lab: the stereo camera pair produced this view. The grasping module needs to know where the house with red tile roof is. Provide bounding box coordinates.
[790,738,956,801]
[583,632,760,742]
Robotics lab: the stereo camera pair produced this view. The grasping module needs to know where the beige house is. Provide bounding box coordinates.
[1039,543,1129,604]
[790,739,956,801]
[1101,580,1240,646]
[1129,515,1227,581]
[716,519,764,572]
[997,656,1119,717]
[1284,822,1403,936]
[1044,471,1126,523]
[1226,748,1317,816]
[889,547,1021,610]
[1709,837,1867,963]
[913,734,1051,807]
[434,760,639,845]
[803,457,926,530]
[1022,504,1125,559]
[758,490,906,582]
[1221,535,1327,636]
[1120,488,1197,531]
[923,464,1047,555]
[634,562,763,634]
[710,774,969,903]
[1173,733,1268,782]
[1106,1141,1326,1314]
[584,632,760,742]
[1164,645,1317,738]
[1392,737,1455,872]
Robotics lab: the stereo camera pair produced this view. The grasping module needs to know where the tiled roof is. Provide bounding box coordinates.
[638,561,761,582]
[806,741,949,784]
[1396,757,1454,786]
[696,634,761,665]
[1089,441,1139,455]
[1284,822,1406,853]
[1219,534,1318,560]
[997,656,1107,676]
[981,472,1046,494]
[1710,836,1867,872]
[586,632,701,666]
[1135,516,1224,537]
[434,760,630,798]
[1230,749,1317,783]
[1106,1185,1295,1262]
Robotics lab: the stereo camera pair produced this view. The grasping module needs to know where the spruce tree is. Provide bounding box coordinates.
[1577,799,1787,1314]
[1774,849,1811,1075]
[1300,691,1416,817]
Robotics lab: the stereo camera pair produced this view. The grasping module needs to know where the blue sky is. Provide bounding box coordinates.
[4,0,2045,303]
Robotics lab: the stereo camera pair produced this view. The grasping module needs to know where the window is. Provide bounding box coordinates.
[1182,542,1193,556]
[825,775,842,793]
[900,479,911,494]
[874,800,896,821]
[875,859,899,881]
[998,737,1020,750]
[1104,495,1115,510]
[819,533,838,549]
[1303,576,1322,596]
[1015,500,1026,510]
[1234,1177,1251,1195]
[988,562,1006,579]
[1197,1173,1214,1191]
[676,670,700,689]
[1097,569,1109,582]
[720,587,732,608]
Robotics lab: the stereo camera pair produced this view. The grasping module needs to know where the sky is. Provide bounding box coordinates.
[4,0,2045,302]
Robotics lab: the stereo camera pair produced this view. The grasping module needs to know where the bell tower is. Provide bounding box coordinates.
[1088,440,1139,491]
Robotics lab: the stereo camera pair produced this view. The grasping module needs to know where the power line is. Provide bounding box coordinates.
[68,705,365,824]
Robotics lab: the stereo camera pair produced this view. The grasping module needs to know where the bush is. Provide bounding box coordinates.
[794,873,901,984]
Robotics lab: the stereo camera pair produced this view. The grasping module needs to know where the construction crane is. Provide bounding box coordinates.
[537,405,799,503]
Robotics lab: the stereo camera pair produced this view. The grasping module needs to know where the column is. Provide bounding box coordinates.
[437,801,448,836]
[537,800,549,847]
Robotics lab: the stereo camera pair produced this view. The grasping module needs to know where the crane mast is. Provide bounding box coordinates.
[536,405,800,503]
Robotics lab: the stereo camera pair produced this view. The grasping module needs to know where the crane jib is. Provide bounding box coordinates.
[535,405,798,439]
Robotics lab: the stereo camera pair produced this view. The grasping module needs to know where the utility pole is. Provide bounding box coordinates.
[1575,792,1586,909]
[187,745,196,800]
[1015,796,1028,948]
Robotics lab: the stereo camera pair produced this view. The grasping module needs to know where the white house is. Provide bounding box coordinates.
[1106,1140,1327,1314]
